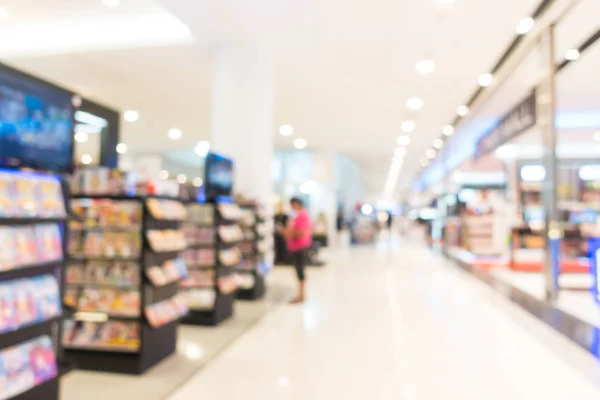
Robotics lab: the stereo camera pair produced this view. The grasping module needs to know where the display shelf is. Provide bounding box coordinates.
[236,203,270,301]
[63,195,188,374]
[180,201,238,326]
[0,170,67,400]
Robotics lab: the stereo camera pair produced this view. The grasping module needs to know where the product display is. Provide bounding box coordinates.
[75,288,140,317]
[66,262,140,288]
[146,230,186,253]
[0,276,61,333]
[146,199,187,221]
[184,289,216,311]
[182,225,214,246]
[187,204,214,225]
[0,172,66,218]
[70,199,143,229]
[180,198,241,326]
[71,230,142,259]
[146,259,188,287]
[0,224,63,270]
[0,335,57,400]
[0,170,66,400]
[218,225,243,243]
[144,294,188,328]
[235,203,271,300]
[65,192,188,374]
[181,248,215,268]
[180,270,215,288]
[62,320,140,353]
[217,204,242,221]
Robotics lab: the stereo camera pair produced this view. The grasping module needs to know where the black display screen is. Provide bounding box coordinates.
[204,152,233,200]
[0,66,74,173]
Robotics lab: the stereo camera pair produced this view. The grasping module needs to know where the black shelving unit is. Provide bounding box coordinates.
[181,201,239,326]
[237,204,268,301]
[0,172,67,400]
[63,195,187,374]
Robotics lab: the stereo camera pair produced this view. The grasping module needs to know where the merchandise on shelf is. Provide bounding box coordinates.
[62,320,140,353]
[217,204,242,221]
[180,270,215,288]
[187,204,214,225]
[0,335,57,400]
[71,230,142,259]
[146,259,188,287]
[181,248,215,268]
[237,274,255,290]
[73,288,141,317]
[218,247,241,266]
[184,289,216,311]
[70,199,143,229]
[182,225,214,246]
[146,230,186,253]
[217,275,239,295]
[146,199,187,221]
[0,275,61,334]
[0,224,63,270]
[144,294,188,328]
[65,262,140,287]
[0,171,66,218]
[217,225,243,243]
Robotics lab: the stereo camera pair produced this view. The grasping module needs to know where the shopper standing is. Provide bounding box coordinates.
[283,197,312,304]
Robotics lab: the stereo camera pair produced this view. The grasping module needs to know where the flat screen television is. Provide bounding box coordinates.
[204,152,233,201]
[0,65,74,173]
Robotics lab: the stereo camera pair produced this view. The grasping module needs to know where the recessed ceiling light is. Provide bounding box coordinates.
[168,128,182,140]
[565,49,580,61]
[416,60,435,74]
[457,105,469,117]
[195,141,210,157]
[159,170,169,180]
[193,177,203,187]
[176,174,187,184]
[116,143,128,154]
[397,135,411,146]
[478,73,494,87]
[426,149,436,159]
[433,139,444,149]
[0,7,8,18]
[407,97,424,110]
[516,17,535,35]
[401,120,416,133]
[74,131,89,143]
[279,125,294,136]
[442,125,454,136]
[124,110,139,122]
[102,0,120,7]
[294,138,307,149]
[81,154,93,165]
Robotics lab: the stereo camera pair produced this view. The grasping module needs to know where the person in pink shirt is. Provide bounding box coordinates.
[283,197,312,304]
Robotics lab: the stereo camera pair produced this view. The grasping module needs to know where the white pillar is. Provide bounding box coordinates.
[211,46,275,205]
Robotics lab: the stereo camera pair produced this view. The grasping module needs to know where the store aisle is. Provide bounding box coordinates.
[167,239,600,400]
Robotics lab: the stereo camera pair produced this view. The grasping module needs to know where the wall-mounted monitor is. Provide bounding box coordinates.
[204,152,233,201]
[0,64,74,173]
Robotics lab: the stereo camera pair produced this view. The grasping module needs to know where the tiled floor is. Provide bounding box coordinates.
[167,238,600,399]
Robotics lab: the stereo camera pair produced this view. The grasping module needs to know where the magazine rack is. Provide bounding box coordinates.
[0,170,67,400]
[180,199,240,326]
[237,203,270,300]
[62,195,188,374]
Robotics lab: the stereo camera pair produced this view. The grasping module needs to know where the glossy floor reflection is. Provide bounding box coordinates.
[168,237,600,400]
